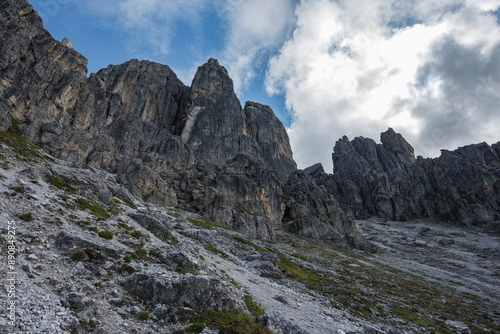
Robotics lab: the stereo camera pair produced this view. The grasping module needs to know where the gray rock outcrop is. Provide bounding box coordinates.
[0,0,373,251]
[315,128,500,231]
[124,271,240,311]
[283,171,376,251]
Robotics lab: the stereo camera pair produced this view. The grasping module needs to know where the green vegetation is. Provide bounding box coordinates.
[19,213,34,222]
[187,217,223,230]
[133,248,150,262]
[180,323,205,333]
[48,175,77,193]
[130,230,149,241]
[125,288,141,299]
[27,273,35,279]
[148,249,158,257]
[97,230,113,240]
[73,250,88,261]
[117,221,134,231]
[170,234,180,245]
[393,308,434,328]
[138,311,150,321]
[277,253,327,290]
[116,220,151,244]
[124,255,132,263]
[75,198,111,220]
[83,248,96,256]
[176,267,199,275]
[112,198,135,209]
[180,309,273,334]
[204,245,229,259]
[0,118,47,162]
[9,185,25,195]
[244,296,265,319]
[168,208,184,218]
[268,234,500,333]
[232,235,267,253]
[121,264,136,274]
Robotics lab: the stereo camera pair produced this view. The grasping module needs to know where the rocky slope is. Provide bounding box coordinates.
[310,128,500,232]
[0,0,372,250]
[1,127,499,334]
[1,1,500,332]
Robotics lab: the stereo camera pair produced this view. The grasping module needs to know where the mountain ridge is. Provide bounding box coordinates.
[1,1,500,333]
[309,128,499,232]
[0,0,373,251]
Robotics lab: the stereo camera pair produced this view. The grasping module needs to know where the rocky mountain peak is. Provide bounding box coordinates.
[325,129,500,228]
[61,37,73,49]
[189,57,233,99]
[2,2,499,332]
[0,0,372,253]
[380,127,415,165]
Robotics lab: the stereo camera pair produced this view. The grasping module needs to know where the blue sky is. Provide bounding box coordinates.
[29,0,293,127]
[29,0,500,170]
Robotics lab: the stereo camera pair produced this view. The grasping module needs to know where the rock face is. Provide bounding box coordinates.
[283,170,376,252]
[0,0,369,249]
[124,271,240,311]
[317,128,500,230]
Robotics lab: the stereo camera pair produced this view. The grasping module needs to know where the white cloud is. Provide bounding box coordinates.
[77,0,297,93]
[217,0,296,92]
[266,0,500,170]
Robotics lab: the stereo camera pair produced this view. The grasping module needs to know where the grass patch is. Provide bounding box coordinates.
[277,253,327,289]
[114,198,135,209]
[138,311,150,321]
[75,198,110,220]
[130,230,150,241]
[244,296,265,319]
[181,309,273,334]
[187,217,223,230]
[73,250,88,261]
[0,119,46,161]
[232,235,267,253]
[148,249,158,257]
[393,308,434,328]
[170,234,180,245]
[204,245,229,259]
[19,213,34,222]
[272,233,500,333]
[133,248,150,261]
[47,175,77,193]
[125,288,141,299]
[97,230,113,240]
[121,264,136,275]
[9,185,25,194]
[117,221,134,231]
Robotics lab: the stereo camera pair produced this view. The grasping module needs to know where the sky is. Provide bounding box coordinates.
[29,0,500,170]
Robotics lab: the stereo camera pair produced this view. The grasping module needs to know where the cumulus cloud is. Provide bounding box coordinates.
[77,0,296,92]
[266,0,500,170]
[217,0,296,92]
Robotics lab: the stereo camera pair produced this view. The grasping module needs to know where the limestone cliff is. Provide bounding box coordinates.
[0,0,369,249]
[313,128,500,231]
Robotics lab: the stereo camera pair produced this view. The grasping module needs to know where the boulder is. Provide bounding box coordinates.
[153,242,201,273]
[55,231,127,258]
[123,271,241,311]
[129,212,173,243]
